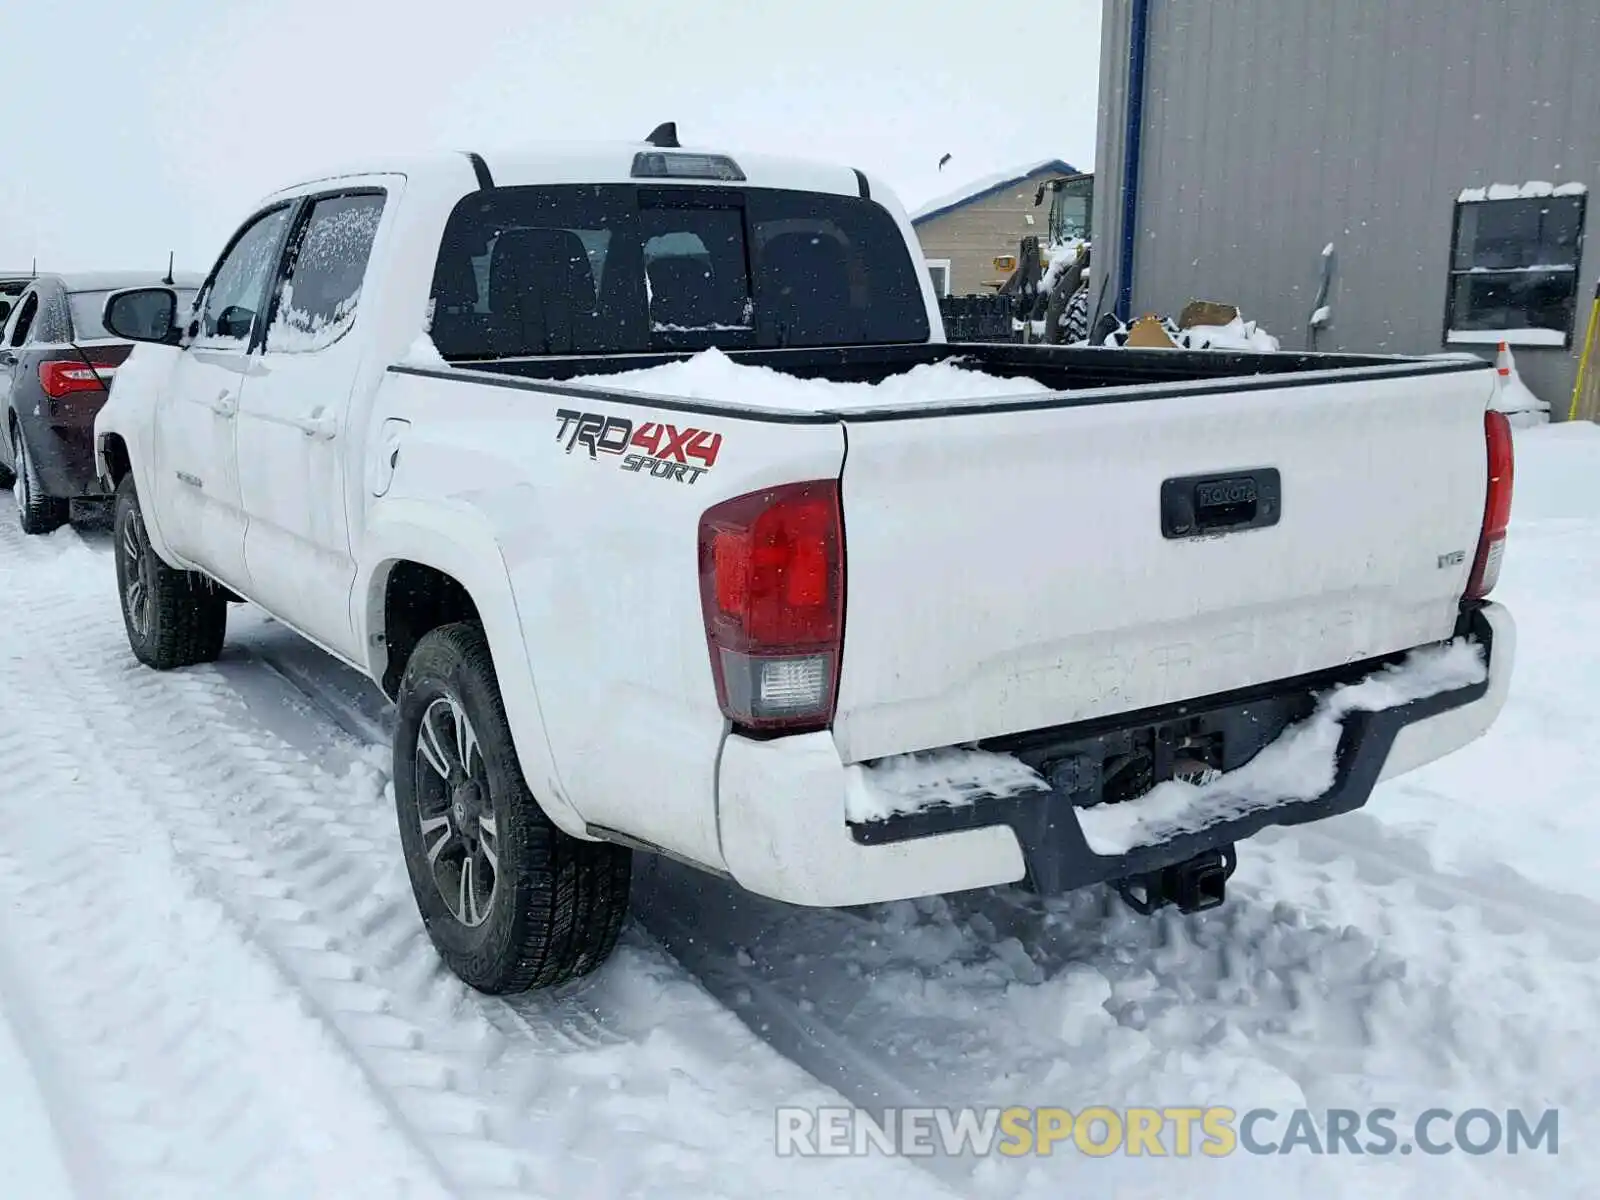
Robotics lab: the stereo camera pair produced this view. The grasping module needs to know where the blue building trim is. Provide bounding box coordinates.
[1116,0,1152,320]
[910,159,1080,227]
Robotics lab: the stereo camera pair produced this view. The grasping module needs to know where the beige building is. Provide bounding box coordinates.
[910,159,1080,296]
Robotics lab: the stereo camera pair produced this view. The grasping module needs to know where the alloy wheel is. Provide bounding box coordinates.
[121,504,154,638]
[413,694,499,927]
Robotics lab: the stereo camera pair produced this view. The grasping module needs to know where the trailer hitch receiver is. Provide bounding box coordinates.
[1114,845,1237,916]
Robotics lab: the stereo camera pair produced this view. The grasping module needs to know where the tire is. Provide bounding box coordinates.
[113,475,228,669]
[394,622,631,994]
[16,430,68,535]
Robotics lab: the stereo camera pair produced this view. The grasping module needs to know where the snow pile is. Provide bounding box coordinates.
[398,332,448,369]
[1093,313,1282,352]
[591,346,1052,411]
[1178,316,1281,352]
[846,638,1487,856]
[1490,341,1551,429]
[1078,638,1488,855]
[266,284,360,352]
[1037,238,1090,296]
[846,748,1049,823]
[1458,181,1588,202]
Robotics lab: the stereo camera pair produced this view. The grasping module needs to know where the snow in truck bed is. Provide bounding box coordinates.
[582,346,1053,412]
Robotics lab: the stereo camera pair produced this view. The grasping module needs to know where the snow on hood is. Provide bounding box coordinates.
[846,638,1488,852]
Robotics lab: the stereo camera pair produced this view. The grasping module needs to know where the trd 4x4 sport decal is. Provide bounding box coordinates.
[554,408,723,485]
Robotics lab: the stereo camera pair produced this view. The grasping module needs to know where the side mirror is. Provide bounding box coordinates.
[104,287,182,344]
[216,305,254,341]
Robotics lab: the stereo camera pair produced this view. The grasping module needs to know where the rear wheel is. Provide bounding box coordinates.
[16,431,67,535]
[113,476,228,668]
[394,622,631,993]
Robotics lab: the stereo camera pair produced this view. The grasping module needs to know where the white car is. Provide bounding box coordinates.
[94,130,1515,994]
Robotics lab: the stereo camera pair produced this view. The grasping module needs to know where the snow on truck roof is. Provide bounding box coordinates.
[267,142,876,204]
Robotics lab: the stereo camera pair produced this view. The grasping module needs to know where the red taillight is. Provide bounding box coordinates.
[698,480,845,732]
[39,361,108,399]
[1465,409,1514,600]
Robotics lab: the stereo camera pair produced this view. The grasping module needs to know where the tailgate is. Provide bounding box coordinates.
[831,364,1495,763]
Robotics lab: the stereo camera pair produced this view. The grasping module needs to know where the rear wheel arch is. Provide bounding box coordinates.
[98,432,133,487]
[361,521,581,837]
[377,559,484,698]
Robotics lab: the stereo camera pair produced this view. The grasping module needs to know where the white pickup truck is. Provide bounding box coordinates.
[94,130,1515,994]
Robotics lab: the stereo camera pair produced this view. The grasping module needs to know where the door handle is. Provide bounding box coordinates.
[293,410,338,440]
[208,390,238,417]
[0,350,15,366]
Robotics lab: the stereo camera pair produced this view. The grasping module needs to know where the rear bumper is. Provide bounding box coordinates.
[716,603,1514,908]
[18,421,106,498]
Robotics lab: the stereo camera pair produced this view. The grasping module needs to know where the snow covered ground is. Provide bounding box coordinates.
[2,424,1598,1199]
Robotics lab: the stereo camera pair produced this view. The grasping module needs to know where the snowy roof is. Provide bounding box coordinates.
[910,159,1081,225]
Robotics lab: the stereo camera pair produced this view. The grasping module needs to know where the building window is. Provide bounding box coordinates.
[925,258,952,297]
[1446,190,1587,347]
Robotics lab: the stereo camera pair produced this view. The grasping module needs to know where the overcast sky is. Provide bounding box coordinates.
[0,0,1100,274]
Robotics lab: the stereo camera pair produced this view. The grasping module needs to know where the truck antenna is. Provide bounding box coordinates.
[163,250,175,286]
[644,122,680,148]
[30,257,36,278]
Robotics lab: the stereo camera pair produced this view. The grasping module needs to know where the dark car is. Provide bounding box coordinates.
[0,274,32,327]
[0,270,199,533]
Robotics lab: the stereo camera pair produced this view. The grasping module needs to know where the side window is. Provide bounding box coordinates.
[195,206,295,347]
[1446,190,1587,346]
[267,192,387,353]
[9,292,39,348]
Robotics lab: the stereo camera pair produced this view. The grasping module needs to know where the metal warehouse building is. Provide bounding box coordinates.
[1092,0,1600,416]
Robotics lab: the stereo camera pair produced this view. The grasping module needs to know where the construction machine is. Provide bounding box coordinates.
[995,171,1095,343]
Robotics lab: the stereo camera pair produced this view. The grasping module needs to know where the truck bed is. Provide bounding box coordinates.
[410,341,1493,420]
[394,342,1497,766]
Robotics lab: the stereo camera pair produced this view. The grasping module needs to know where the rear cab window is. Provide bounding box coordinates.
[428,184,929,360]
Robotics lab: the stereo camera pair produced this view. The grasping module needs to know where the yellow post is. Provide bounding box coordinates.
[1569,279,1600,422]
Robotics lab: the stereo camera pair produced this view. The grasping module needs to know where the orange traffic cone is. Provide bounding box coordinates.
[1496,340,1513,389]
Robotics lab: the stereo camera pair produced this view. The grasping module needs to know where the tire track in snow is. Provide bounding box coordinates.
[0,520,941,1200]
[0,536,614,1194]
[229,525,1600,1199]
[0,637,452,1194]
[1273,814,1600,960]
